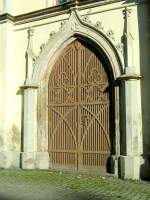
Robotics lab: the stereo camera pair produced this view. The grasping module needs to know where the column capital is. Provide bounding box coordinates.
[20,84,38,90]
[117,74,142,81]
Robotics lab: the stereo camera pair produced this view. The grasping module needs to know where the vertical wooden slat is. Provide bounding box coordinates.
[48,39,111,172]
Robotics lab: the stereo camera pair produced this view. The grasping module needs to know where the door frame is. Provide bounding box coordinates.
[36,35,121,174]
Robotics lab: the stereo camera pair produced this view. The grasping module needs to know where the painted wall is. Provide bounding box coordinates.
[0,0,58,15]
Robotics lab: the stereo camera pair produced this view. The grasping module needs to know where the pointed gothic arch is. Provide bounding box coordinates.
[32,10,123,84]
[22,9,122,174]
[47,39,116,171]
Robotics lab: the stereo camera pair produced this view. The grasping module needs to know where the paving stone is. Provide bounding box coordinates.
[0,170,149,200]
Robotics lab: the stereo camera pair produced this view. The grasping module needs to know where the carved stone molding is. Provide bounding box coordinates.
[106,30,115,41]
[37,8,124,62]
[116,43,124,53]
[29,7,124,163]
[95,21,104,31]
[32,8,123,86]
[20,84,39,89]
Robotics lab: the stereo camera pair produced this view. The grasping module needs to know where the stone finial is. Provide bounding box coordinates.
[27,27,35,51]
[27,28,34,39]
[25,27,37,79]
[123,7,132,18]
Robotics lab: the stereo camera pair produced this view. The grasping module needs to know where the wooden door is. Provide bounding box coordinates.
[48,40,111,172]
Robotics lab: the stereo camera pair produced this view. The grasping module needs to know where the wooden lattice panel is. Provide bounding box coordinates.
[48,40,111,171]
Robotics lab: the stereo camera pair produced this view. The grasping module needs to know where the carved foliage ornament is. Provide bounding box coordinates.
[95,21,104,31]
[33,9,124,62]
[71,21,79,30]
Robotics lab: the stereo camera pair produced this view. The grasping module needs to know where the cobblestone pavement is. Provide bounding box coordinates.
[0,170,149,200]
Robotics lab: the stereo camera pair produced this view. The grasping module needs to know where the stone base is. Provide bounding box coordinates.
[109,155,119,176]
[21,152,35,169]
[35,152,49,169]
[119,155,140,180]
[21,152,49,169]
[0,151,20,169]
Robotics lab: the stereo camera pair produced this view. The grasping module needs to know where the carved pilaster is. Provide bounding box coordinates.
[118,8,142,180]
[25,28,36,84]
[122,7,134,74]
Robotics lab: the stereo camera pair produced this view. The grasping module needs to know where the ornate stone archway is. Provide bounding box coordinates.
[21,9,142,179]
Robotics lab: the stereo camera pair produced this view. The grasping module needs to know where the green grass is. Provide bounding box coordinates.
[0,170,149,200]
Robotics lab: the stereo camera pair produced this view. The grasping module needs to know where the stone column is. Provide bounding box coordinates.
[21,28,49,169]
[119,77,142,180]
[21,85,38,169]
[21,84,49,170]
[119,8,142,179]
[118,8,142,179]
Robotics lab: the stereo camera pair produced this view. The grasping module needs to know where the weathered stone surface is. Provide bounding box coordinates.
[35,152,49,169]
[0,151,20,169]
[119,155,140,180]
[21,152,35,169]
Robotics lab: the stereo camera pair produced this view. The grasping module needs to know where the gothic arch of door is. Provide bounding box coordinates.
[48,39,113,172]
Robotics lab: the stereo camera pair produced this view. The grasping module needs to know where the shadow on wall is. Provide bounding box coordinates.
[137,1,150,179]
[16,87,24,168]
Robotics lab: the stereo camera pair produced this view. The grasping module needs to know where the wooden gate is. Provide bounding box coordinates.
[48,40,111,172]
